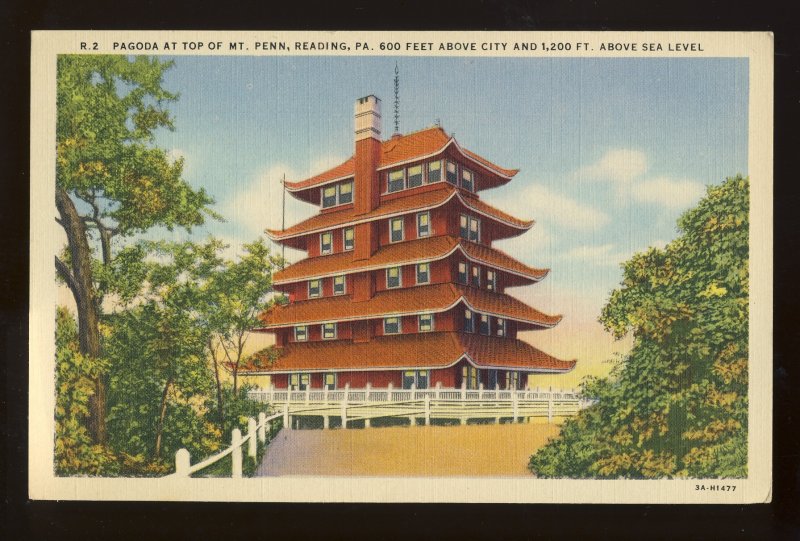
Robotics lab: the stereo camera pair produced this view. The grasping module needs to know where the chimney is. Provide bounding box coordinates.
[353,95,382,263]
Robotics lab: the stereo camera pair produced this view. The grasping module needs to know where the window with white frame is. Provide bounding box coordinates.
[506,371,520,390]
[343,227,354,251]
[322,181,353,208]
[471,265,481,288]
[389,217,404,243]
[407,164,423,188]
[479,314,490,335]
[386,267,402,289]
[322,323,337,340]
[446,160,458,184]
[338,181,353,204]
[416,262,430,285]
[333,275,346,295]
[463,309,474,333]
[322,185,337,208]
[486,270,497,291]
[403,370,429,389]
[323,372,337,390]
[496,318,506,337]
[388,169,405,192]
[461,168,474,191]
[383,317,401,335]
[294,325,308,342]
[468,216,480,242]
[416,212,431,237]
[458,261,468,284]
[308,279,321,298]
[290,372,310,391]
[320,231,333,254]
[459,214,469,240]
[427,160,442,183]
[418,313,434,332]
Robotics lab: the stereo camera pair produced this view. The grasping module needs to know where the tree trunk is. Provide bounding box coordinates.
[154,376,173,459]
[209,340,225,433]
[56,186,106,445]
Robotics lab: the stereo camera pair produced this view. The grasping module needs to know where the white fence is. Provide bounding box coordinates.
[248,383,591,427]
[167,410,282,478]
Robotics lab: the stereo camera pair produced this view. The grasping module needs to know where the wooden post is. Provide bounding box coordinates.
[365,418,371,428]
[366,382,372,402]
[323,416,329,429]
[424,396,430,426]
[283,402,291,430]
[247,417,257,460]
[305,385,311,405]
[435,381,441,400]
[231,428,243,478]
[387,382,393,401]
[548,394,554,423]
[341,388,348,429]
[512,392,518,424]
[461,380,466,400]
[257,412,266,443]
[175,448,190,477]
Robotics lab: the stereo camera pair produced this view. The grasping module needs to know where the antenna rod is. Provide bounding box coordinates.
[393,62,400,134]
[281,173,286,267]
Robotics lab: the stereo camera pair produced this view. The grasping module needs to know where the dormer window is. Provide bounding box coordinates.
[408,165,423,188]
[320,231,333,254]
[389,217,404,243]
[321,181,353,208]
[427,160,442,183]
[446,160,458,184]
[388,169,405,192]
[461,168,474,191]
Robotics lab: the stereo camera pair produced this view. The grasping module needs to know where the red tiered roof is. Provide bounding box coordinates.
[272,235,549,285]
[284,127,519,203]
[257,283,562,329]
[266,186,533,245]
[242,332,575,374]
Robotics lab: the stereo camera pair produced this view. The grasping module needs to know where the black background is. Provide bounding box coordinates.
[2,1,798,539]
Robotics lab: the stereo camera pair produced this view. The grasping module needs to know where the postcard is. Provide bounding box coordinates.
[29,30,772,503]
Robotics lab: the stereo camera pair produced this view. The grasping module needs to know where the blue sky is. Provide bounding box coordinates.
[148,55,748,375]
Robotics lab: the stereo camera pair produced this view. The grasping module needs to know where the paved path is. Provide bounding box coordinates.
[256,422,561,477]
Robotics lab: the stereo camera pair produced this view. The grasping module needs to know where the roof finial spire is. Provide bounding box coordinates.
[393,62,400,135]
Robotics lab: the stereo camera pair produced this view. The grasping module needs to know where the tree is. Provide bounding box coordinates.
[529,175,749,479]
[56,55,215,444]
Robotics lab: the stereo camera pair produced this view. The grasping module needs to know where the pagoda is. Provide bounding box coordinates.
[245,95,575,391]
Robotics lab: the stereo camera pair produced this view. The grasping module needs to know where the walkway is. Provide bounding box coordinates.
[255,422,561,477]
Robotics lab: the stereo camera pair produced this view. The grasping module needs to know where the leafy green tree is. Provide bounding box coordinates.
[56,55,215,444]
[529,175,749,479]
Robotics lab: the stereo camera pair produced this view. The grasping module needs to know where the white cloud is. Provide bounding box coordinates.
[632,176,706,209]
[576,149,648,184]
[491,183,610,233]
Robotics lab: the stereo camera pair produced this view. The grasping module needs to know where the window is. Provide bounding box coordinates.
[343,227,354,251]
[408,165,423,188]
[308,279,321,298]
[463,309,474,333]
[322,323,337,340]
[471,265,481,288]
[416,212,431,237]
[461,168,474,191]
[320,232,333,255]
[469,216,480,242]
[416,262,430,285]
[479,314,490,335]
[488,369,499,389]
[322,186,337,208]
[418,313,434,332]
[403,370,429,389]
[459,215,469,240]
[388,169,405,192]
[389,217,404,243]
[338,181,353,204]
[446,160,458,184]
[506,371,520,390]
[386,267,402,289]
[322,181,353,208]
[333,275,346,295]
[383,317,401,335]
[290,373,310,391]
[458,261,468,284]
[427,160,442,183]
[486,270,497,291]
[461,365,478,389]
[323,373,337,390]
[496,318,506,337]
[294,325,308,342]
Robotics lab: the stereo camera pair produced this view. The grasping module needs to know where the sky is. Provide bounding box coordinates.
[130,55,749,387]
